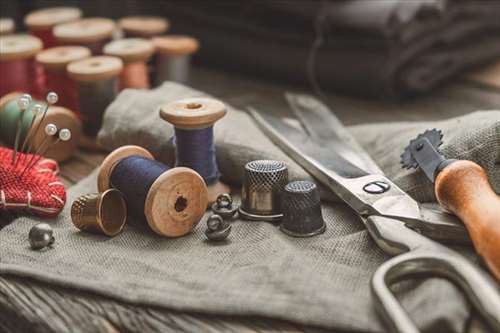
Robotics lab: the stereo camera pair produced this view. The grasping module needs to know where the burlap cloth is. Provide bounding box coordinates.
[1,83,499,333]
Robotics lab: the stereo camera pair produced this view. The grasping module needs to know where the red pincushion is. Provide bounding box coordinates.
[0,147,66,217]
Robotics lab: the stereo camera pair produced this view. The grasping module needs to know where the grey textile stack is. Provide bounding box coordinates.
[1,83,499,333]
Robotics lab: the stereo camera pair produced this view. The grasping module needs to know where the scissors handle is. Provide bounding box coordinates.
[370,243,500,333]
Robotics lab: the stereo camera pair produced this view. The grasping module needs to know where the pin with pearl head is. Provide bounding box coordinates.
[10,94,31,164]
[160,98,230,204]
[97,145,208,237]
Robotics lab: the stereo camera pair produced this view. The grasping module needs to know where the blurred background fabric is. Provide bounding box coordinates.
[2,0,500,98]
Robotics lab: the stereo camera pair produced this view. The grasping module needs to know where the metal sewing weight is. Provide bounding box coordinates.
[211,193,238,220]
[205,214,231,241]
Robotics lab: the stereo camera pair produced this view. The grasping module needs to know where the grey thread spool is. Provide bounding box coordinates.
[67,55,123,147]
[152,35,199,85]
[239,160,288,222]
[280,180,326,237]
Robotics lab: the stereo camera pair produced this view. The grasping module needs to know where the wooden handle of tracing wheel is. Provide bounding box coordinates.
[435,160,500,280]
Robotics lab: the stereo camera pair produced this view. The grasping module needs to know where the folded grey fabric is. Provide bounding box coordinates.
[98,82,500,203]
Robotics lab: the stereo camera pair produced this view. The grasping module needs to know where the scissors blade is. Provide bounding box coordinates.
[285,93,384,175]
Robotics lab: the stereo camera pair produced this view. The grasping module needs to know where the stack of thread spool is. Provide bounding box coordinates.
[97,145,208,237]
[54,18,115,55]
[152,35,199,85]
[24,7,82,48]
[160,97,229,204]
[103,38,154,90]
[118,16,169,38]
[0,34,43,98]
[36,46,91,112]
[0,17,15,35]
[0,92,80,162]
[67,55,123,149]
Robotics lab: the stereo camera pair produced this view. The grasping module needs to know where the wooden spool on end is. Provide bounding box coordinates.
[118,16,169,38]
[25,7,82,30]
[54,17,115,53]
[152,35,199,56]
[0,18,15,35]
[103,38,154,63]
[36,45,91,72]
[0,34,42,61]
[98,145,208,237]
[159,97,230,203]
[0,92,81,162]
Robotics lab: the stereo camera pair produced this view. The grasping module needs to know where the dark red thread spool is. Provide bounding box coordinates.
[0,34,43,98]
[118,16,169,38]
[103,38,154,90]
[0,18,15,36]
[24,7,81,49]
[36,46,91,113]
[54,18,115,55]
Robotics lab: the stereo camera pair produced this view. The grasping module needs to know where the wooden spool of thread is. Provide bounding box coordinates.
[98,145,208,237]
[24,7,82,48]
[103,38,154,90]
[0,92,81,162]
[54,18,115,55]
[160,98,230,204]
[152,35,199,85]
[36,46,91,112]
[0,34,43,98]
[0,17,15,35]
[67,55,123,149]
[118,16,169,38]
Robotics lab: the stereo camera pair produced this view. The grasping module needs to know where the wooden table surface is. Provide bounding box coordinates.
[1,61,499,333]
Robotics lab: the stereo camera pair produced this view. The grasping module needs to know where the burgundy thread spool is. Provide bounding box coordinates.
[24,7,82,48]
[152,35,199,86]
[54,18,115,55]
[67,55,123,150]
[0,18,15,36]
[118,16,169,38]
[103,38,154,90]
[36,46,91,113]
[0,34,43,98]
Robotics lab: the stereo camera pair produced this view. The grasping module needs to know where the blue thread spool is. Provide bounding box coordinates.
[97,145,208,237]
[160,98,230,204]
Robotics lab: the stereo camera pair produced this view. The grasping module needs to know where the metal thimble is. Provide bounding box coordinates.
[71,189,127,237]
[239,160,288,222]
[280,180,326,237]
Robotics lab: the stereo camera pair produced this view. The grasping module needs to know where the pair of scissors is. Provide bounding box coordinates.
[249,93,500,333]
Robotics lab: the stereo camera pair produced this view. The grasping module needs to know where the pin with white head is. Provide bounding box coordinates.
[24,92,58,157]
[21,123,59,175]
[11,95,31,165]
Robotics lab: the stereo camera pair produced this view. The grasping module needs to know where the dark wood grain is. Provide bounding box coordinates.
[1,59,499,333]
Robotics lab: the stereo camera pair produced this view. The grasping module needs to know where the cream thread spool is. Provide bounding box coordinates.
[0,17,15,35]
[67,55,123,150]
[97,145,208,237]
[118,16,169,38]
[103,38,154,90]
[24,7,82,48]
[54,18,116,55]
[159,97,230,204]
[152,35,199,85]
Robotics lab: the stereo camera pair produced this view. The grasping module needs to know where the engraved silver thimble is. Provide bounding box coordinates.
[280,180,326,237]
[239,160,288,221]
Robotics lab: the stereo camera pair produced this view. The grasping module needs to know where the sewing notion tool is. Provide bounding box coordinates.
[118,16,169,38]
[205,214,231,242]
[239,160,288,222]
[160,97,229,204]
[280,180,326,237]
[24,7,82,48]
[71,189,127,237]
[0,92,80,162]
[0,34,43,98]
[67,55,123,149]
[402,129,500,280]
[53,17,115,55]
[29,223,55,250]
[0,17,15,35]
[36,46,91,111]
[152,35,199,85]
[211,193,238,220]
[97,145,208,237]
[103,38,154,90]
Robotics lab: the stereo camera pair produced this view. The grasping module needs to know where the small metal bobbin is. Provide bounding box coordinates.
[239,160,289,222]
[205,214,231,242]
[211,193,238,220]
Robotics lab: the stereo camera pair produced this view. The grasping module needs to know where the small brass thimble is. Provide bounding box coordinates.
[239,160,288,222]
[71,189,127,237]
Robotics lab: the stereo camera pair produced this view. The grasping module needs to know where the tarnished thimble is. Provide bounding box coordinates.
[71,189,127,237]
[280,180,326,237]
[239,160,288,221]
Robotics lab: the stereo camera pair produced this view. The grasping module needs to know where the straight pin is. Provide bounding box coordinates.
[20,124,58,177]
[25,128,71,175]
[11,95,31,165]
[15,102,43,167]
[24,92,58,157]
